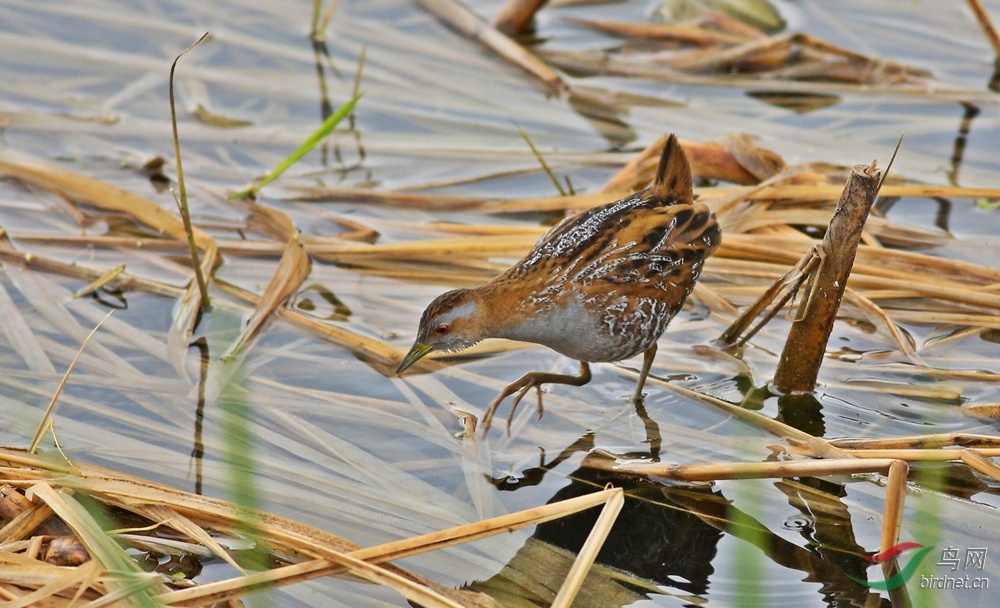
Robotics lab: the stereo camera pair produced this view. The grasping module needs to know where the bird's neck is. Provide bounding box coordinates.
[467,279,526,340]
[471,277,556,344]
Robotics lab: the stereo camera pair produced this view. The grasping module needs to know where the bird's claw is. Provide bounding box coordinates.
[480,373,545,434]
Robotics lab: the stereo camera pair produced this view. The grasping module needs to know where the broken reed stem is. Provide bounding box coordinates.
[959,449,1000,479]
[611,457,896,481]
[772,161,881,393]
[550,488,624,608]
[493,0,548,36]
[415,0,564,93]
[881,460,908,553]
[718,248,820,345]
[967,0,1000,56]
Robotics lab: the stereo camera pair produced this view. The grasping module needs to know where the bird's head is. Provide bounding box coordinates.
[396,288,485,374]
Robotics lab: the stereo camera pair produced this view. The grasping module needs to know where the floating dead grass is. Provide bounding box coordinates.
[0,448,626,606]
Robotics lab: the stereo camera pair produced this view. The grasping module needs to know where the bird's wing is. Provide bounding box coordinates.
[502,133,718,298]
[571,201,721,305]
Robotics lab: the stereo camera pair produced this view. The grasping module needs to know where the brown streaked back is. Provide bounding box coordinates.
[504,133,708,283]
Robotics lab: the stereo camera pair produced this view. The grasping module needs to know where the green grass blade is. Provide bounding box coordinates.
[513,121,566,197]
[235,94,361,199]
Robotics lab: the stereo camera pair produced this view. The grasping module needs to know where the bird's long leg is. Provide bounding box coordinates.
[481,361,592,433]
[630,344,657,405]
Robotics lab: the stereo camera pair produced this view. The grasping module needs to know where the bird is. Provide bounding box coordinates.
[396,134,721,432]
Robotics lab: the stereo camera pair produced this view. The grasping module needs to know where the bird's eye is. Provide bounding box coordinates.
[435,323,450,335]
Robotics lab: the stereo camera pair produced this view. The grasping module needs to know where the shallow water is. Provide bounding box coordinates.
[2,0,1000,606]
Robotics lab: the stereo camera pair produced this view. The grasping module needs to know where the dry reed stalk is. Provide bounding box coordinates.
[657,382,851,459]
[831,433,1000,450]
[700,256,1000,312]
[609,457,895,481]
[722,233,1000,290]
[315,233,539,259]
[847,448,1000,461]
[0,485,68,538]
[963,403,1000,418]
[484,191,631,214]
[207,278,403,370]
[665,32,795,71]
[882,460,908,553]
[492,0,548,36]
[823,380,962,403]
[1,559,106,605]
[2,446,624,607]
[415,0,564,93]
[0,154,219,378]
[27,483,165,603]
[0,156,213,251]
[292,138,789,211]
[718,246,820,346]
[566,17,754,46]
[71,264,126,299]
[348,487,622,563]
[967,0,1000,55]
[601,455,912,556]
[0,243,185,301]
[290,174,1000,216]
[291,186,501,209]
[0,503,61,545]
[0,452,495,607]
[222,235,311,360]
[894,311,1000,328]
[773,161,881,392]
[9,233,189,252]
[691,282,741,318]
[550,488,624,608]
[737,183,1000,201]
[419,222,547,237]
[138,504,244,572]
[720,208,943,243]
[664,31,929,83]
[959,449,1000,481]
[316,257,502,284]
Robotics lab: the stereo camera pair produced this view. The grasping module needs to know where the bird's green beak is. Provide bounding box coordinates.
[396,342,434,374]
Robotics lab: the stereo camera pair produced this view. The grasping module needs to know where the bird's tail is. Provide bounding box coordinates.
[650,133,693,205]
